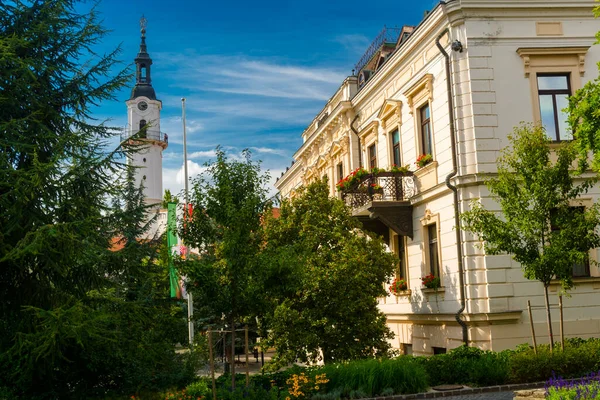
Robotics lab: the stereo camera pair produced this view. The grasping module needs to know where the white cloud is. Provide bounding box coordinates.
[250,147,287,157]
[188,150,217,159]
[155,52,346,101]
[162,161,282,202]
[176,160,205,185]
[163,160,207,198]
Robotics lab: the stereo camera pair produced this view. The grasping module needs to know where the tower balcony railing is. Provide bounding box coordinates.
[120,128,168,144]
[340,170,416,211]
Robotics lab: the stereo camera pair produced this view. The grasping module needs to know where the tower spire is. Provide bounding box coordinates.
[139,15,148,54]
[131,14,156,100]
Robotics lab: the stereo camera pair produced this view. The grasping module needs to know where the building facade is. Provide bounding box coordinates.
[275,0,600,355]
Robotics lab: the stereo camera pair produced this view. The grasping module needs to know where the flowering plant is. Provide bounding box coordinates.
[421,273,441,289]
[416,154,433,168]
[286,372,329,399]
[390,164,411,174]
[370,183,382,191]
[336,167,369,191]
[389,277,408,294]
[371,166,385,175]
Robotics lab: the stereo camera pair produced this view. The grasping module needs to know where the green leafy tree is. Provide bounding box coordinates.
[261,180,396,366]
[461,124,600,352]
[163,188,180,208]
[0,1,197,397]
[179,148,270,388]
[567,4,600,171]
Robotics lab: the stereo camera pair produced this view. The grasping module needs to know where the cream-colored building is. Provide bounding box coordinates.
[274,0,600,355]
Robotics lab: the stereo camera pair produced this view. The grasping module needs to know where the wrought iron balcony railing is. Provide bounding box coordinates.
[120,129,168,144]
[341,171,416,210]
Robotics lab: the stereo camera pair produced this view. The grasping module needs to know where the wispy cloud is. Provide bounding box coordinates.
[332,34,371,58]
[155,52,346,101]
[250,146,287,157]
[188,150,217,159]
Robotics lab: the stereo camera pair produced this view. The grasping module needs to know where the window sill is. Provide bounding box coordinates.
[422,287,445,295]
[413,161,438,192]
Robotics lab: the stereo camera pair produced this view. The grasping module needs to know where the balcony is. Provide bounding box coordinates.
[340,171,416,239]
[120,129,168,148]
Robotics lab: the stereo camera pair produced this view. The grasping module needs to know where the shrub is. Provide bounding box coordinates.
[186,379,210,397]
[318,357,428,397]
[508,339,600,383]
[414,345,509,387]
[214,385,280,400]
[250,364,306,391]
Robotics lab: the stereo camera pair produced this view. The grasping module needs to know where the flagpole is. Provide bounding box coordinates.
[182,97,194,345]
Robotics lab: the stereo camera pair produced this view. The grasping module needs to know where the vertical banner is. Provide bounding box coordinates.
[167,202,181,298]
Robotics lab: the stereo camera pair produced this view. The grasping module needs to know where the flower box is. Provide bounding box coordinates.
[416,154,433,168]
[389,277,408,295]
[421,273,441,290]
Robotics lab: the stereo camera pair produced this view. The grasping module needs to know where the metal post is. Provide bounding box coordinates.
[208,330,216,400]
[182,97,194,345]
[528,300,537,354]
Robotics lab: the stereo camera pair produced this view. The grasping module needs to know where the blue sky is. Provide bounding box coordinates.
[91,0,436,197]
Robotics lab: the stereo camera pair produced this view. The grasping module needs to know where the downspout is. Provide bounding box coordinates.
[436,27,469,346]
[350,114,362,168]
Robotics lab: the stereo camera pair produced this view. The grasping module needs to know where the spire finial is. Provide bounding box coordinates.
[140,15,147,37]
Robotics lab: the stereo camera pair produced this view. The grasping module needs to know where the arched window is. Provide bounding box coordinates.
[140,64,147,82]
[139,120,147,138]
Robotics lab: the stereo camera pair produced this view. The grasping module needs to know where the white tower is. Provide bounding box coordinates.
[124,16,167,206]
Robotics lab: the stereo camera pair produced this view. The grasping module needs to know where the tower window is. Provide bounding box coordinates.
[143,158,146,163]
[139,120,147,138]
[140,63,147,82]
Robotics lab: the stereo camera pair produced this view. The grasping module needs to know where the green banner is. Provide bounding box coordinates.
[167,202,180,298]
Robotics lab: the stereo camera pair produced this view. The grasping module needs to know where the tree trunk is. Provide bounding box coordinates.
[231,314,236,389]
[543,284,554,353]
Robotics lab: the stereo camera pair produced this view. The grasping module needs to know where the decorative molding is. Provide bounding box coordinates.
[358,119,380,140]
[404,74,434,114]
[535,21,563,36]
[516,46,590,77]
[386,311,523,325]
[377,99,404,124]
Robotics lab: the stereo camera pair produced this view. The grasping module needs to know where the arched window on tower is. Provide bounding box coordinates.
[140,64,147,83]
[139,119,147,138]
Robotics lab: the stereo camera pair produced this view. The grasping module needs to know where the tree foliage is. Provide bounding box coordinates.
[179,148,270,386]
[0,1,197,397]
[261,180,396,366]
[461,124,600,350]
[567,4,600,171]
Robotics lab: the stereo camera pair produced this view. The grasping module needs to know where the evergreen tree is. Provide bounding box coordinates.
[0,1,198,397]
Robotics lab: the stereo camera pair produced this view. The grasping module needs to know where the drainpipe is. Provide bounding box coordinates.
[350,114,362,168]
[436,28,468,346]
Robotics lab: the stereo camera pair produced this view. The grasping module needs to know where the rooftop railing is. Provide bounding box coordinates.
[354,26,403,74]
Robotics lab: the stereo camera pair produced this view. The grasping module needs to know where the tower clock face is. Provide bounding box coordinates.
[138,101,148,111]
